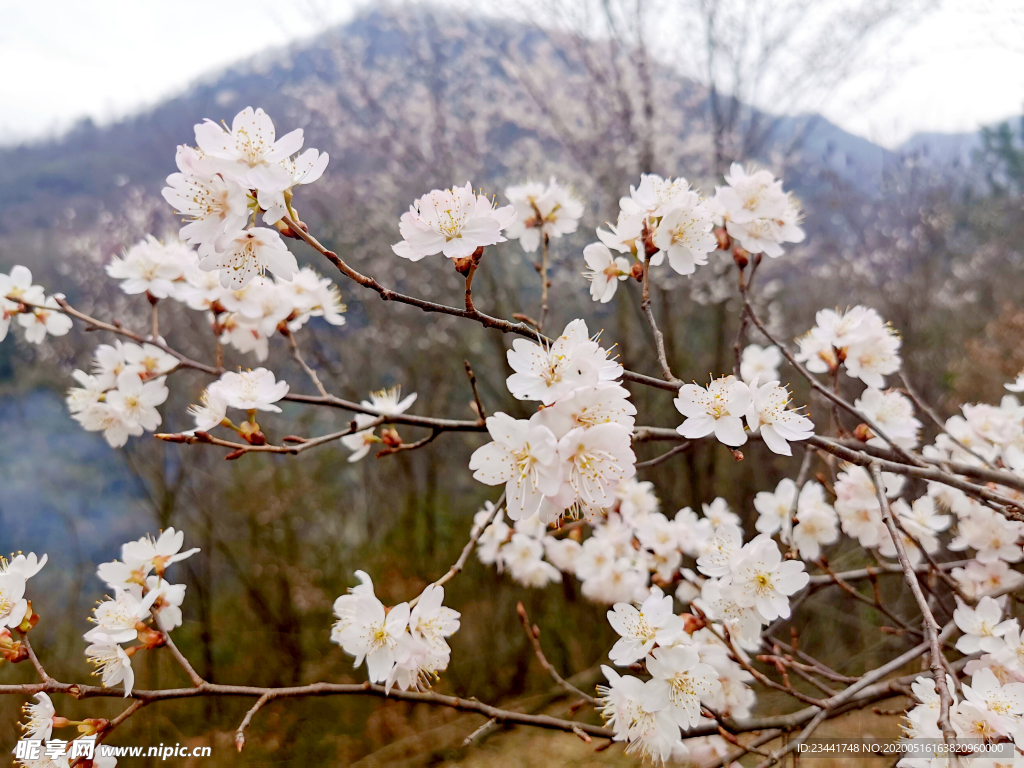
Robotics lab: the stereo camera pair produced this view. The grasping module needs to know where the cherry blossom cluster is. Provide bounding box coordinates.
[469,318,636,522]
[106,234,345,362]
[12,95,1024,765]
[391,182,517,262]
[594,510,812,759]
[0,266,72,344]
[341,386,419,462]
[9,535,195,764]
[66,342,173,447]
[184,367,290,442]
[796,306,902,388]
[675,374,814,455]
[899,597,1024,763]
[162,107,329,289]
[583,168,804,303]
[709,164,805,259]
[927,382,1024,471]
[85,529,199,697]
[504,177,585,253]
[330,571,460,693]
[19,686,117,768]
[51,108,342,449]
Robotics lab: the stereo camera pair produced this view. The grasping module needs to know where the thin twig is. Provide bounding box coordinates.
[464,360,487,422]
[408,492,506,609]
[516,602,597,705]
[635,440,692,469]
[640,252,679,383]
[163,631,205,687]
[235,692,272,752]
[899,372,997,469]
[21,635,50,682]
[870,463,956,743]
[282,326,329,398]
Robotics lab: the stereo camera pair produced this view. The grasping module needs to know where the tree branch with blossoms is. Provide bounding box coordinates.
[6,104,1024,767]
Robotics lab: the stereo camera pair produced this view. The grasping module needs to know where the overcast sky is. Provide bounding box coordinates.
[0,0,1020,149]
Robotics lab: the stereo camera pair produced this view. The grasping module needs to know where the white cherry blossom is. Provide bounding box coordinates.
[199,227,298,289]
[505,319,622,405]
[645,645,721,728]
[744,378,814,456]
[105,372,168,433]
[408,585,460,651]
[392,182,515,261]
[193,106,303,192]
[582,243,630,303]
[726,535,809,621]
[504,178,584,252]
[740,344,782,384]
[674,375,750,446]
[17,297,73,344]
[216,368,289,412]
[607,590,684,665]
[650,194,717,276]
[597,666,680,763]
[335,592,411,683]
[85,637,135,696]
[468,413,562,520]
[955,597,1016,654]
[20,692,55,741]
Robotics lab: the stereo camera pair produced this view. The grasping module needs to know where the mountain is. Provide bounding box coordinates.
[0,6,978,249]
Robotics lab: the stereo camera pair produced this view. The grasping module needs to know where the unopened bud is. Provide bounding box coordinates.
[715,227,730,251]
[853,423,874,442]
[238,421,266,446]
[681,613,706,634]
[381,427,402,448]
[629,263,644,282]
[236,732,246,752]
[732,246,749,269]
[18,604,38,633]
[731,449,744,462]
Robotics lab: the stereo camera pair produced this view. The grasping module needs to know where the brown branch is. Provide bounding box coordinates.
[45,296,221,375]
[640,253,679,383]
[163,631,205,687]
[809,435,1024,518]
[20,635,50,682]
[375,429,441,457]
[282,325,329,398]
[277,216,680,393]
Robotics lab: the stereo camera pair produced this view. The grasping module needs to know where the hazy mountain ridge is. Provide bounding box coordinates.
[0,7,986,246]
